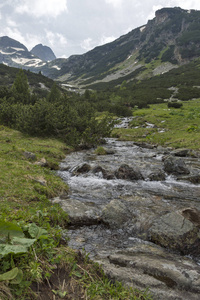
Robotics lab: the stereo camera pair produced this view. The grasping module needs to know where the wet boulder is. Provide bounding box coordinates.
[148,169,166,181]
[115,164,144,181]
[149,209,200,255]
[163,155,190,175]
[101,199,131,228]
[92,166,115,180]
[133,142,156,149]
[74,163,91,174]
[171,148,191,157]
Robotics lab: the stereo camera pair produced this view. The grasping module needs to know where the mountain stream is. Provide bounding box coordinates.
[53,119,200,299]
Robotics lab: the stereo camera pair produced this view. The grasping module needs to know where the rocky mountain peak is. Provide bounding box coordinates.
[30,44,56,62]
[0,36,28,51]
[155,7,183,24]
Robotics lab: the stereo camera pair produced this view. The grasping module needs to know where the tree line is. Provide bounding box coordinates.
[0,69,113,148]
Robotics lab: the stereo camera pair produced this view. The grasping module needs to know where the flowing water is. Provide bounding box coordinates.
[55,121,200,299]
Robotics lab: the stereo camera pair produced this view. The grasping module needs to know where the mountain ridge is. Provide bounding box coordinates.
[40,6,200,89]
[0,7,200,90]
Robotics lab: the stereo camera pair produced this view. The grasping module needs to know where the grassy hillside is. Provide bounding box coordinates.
[0,63,54,87]
[88,58,200,92]
[86,58,200,115]
[113,99,200,150]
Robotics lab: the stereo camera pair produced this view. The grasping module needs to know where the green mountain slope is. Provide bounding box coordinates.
[41,7,200,89]
[0,63,54,93]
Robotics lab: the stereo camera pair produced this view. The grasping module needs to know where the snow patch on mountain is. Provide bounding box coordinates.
[11,47,25,51]
[12,57,46,67]
[0,49,16,55]
[51,65,61,70]
[140,26,146,32]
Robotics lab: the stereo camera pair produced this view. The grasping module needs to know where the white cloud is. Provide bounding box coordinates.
[6,18,18,27]
[81,35,116,53]
[81,38,93,51]
[15,0,68,18]
[45,30,68,48]
[147,5,163,22]
[165,0,200,10]
[105,0,123,8]
[0,26,42,50]
[99,35,116,45]
[60,54,68,58]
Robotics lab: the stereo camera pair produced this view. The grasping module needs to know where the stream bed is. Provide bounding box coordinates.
[53,125,200,299]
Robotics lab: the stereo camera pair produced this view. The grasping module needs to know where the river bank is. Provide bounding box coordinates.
[0,126,150,299]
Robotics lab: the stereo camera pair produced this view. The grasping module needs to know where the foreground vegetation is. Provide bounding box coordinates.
[1,66,200,299]
[113,99,200,150]
[0,126,152,299]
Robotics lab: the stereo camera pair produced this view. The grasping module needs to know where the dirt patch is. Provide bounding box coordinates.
[31,253,86,300]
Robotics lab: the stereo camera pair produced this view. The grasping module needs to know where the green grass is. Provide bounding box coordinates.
[94,146,107,155]
[0,126,69,205]
[112,99,200,149]
[0,126,152,300]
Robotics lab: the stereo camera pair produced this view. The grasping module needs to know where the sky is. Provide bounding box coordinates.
[0,0,200,59]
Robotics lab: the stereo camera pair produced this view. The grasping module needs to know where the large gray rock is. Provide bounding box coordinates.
[95,243,200,300]
[171,148,191,157]
[52,197,100,225]
[163,155,190,175]
[149,209,200,254]
[101,199,131,228]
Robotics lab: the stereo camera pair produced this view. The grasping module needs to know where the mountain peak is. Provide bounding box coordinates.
[154,7,184,24]
[0,36,28,51]
[31,44,56,61]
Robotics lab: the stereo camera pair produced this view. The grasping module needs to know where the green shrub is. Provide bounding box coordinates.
[94,146,107,155]
[167,101,183,108]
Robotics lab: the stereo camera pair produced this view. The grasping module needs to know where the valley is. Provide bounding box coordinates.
[0,5,200,299]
